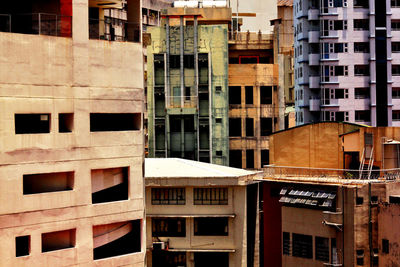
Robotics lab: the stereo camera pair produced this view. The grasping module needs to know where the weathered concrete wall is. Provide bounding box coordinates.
[0,0,145,265]
[270,122,362,168]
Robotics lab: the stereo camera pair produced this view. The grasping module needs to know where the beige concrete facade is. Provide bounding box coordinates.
[144,158,258,267]
[0,0,145,266]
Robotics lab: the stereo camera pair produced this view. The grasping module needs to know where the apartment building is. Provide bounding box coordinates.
[0,0,145,265]
[144,158,259,267]
[293,0,400,126]
[228,33,279,169]
[146,7,231,165]
[260,122,400,266]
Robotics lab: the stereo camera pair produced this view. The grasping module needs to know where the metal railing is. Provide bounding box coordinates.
[229,31,273,43]
[263,165,400,181]
[166,96,198,108]
[0,13,72,37]
[89,18,140,42]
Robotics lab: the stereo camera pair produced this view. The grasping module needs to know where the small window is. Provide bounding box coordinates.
[354,42,370,53]
[246,118,254,137]
[90,113,141,132]
[229,118,242,137]
[16,236,30,257]
[169,55,180,68]
[356,197,364,205]
[292,233,313,259]
[91,167,129,204]
[355,110,370,122]
[354,19,369,30]
[283,232,290,255]
[382,239,389,254]
[246,149,254,169]
[42,229,76,252]
[356,249,364,265]
[261,150,270,167]
[245,86,253,105]
[185,87,191,100]
[371,196,378,204]
[184,55,194,68]
[194,188,228,205]
[261,118,273,136]
[229,150,242,168]
[152,218,186,237]
[216,150,223,157]
[151,188,185,205]
[194,217,228,236]
[393,65,400,76]
[355,65,370,76]
[15,114,51,134]
[261,86,273,104]
[215,86,222,92]
[392,20,400,30]
[59,113,74,133]
[23,172,74,195]
[393,42,400,52]
[393,0,400,7]
[393,110,400,121]
[355,88,370,99]
[229,86,241,105]
[393,88,400,99]
[315,237,329,262]
[216,118,222,123]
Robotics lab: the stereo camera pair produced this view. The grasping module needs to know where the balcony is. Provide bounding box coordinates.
[0,13,72,37]
[309,76,320,88]
[309,54,320,66]
[89,18,140,42]
[308,31,320,43]
[166,96,198,109]
[308,9,319,20]
[309,98,321,111]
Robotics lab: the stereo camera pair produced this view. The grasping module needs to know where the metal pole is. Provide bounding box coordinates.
[180,16,184,107]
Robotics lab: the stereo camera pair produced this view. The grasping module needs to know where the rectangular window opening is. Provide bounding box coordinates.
[229,150,242,168]
[246,150,254,169]
[91,167,129,204]
[229,118,242,137]
[194,217,228,236]
[261,118,273,136]
[246,118,254,137]
[245,86,254,104]
[151,188,185,205]
[292,233,313,259]
[315,236,329,262]
[152,218,185,237]
[229,86,241,105]
[16,236,30,257]
[194,188,228,205]
[93,220,141,260]
[59,113,74,133]
[23,172,74,195]
[42,229,76,253]
[261,86,273,104]
[90,113,141,132]
[15,114,51,134]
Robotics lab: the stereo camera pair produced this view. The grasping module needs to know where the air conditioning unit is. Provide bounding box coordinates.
[153,241,167,250]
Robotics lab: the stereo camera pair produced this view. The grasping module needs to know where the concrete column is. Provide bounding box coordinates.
[180,16,185,107]
[166,17,170,108]
[194,16,200,161]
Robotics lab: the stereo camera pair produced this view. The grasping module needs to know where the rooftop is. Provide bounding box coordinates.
[277,0,293,6]
[145,158,256,179]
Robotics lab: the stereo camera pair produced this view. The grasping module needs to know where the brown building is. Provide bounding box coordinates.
[260,122,400,267]
[228,32,279,170]
[0,0,145,265]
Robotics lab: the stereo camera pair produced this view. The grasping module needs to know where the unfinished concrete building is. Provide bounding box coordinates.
[228,33,279,169]
[260,122,400,267]
[0,0,145,265]
[144,158,259,267]
[146,7,231,165]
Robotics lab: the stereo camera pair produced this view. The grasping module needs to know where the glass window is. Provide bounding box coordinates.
[193,188,228,205]
[151,188,185,205]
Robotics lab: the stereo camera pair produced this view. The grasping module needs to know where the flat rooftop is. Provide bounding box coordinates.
[145,158,256,179]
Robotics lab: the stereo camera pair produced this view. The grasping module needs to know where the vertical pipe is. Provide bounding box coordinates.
[166,17,170,157]
[166,17,170,108]
[180,16,185,107]
[194,16,200,161]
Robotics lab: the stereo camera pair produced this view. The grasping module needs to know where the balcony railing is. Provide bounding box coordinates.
[263,166,400,180]
[89,18,140,42]
[166,96,198,108]
[0,13,72,37]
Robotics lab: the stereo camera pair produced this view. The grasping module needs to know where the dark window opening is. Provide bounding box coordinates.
[90,113,141,132]
[354,0,369,7]
[393,110,400,121]
[355,65,370,76]
[315,237,329,262]
[355,110,371,122]
[354,42,370,53]
[229,118,242,137]
[153,251,187,267]
[261,118,273,136]
[283,232,290,255]
[393,65,400,76]
[393,42,400,52]
[185,87,191,100]
[194,252,228,267]
[152,188,185,205]
[246,150,254,169]
[229,86,241,105]
[42,229,76,253]
[355,88,370,99]
[91,167,129,204]
[59,113,73,133]
[184,55,194,68]
[382,239,389,254]
[292,233,313,259]
[215,86,222,92]
[392,20,400,30]
[261,150,270,167]
[393,87,400,98]
[246,118,254,137]
[216,150,223,157]
[93,220,141,260]
[229,150,242,168]
[16,236,30,257]
[216,118,222,123]
[239,56,259,64]
[194,188,228,205]
[229,57,239,64]
[152,218,185,237]
[169,55,180,68]
[15,114,50,134]
[261,86,273,104]
[245,86,253,104]
[371,195,378,204]
[356,249,364,265]
[354,19,369,30]
[194,218,228,236]
[198,53,208,67]
[23,172,74,195]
